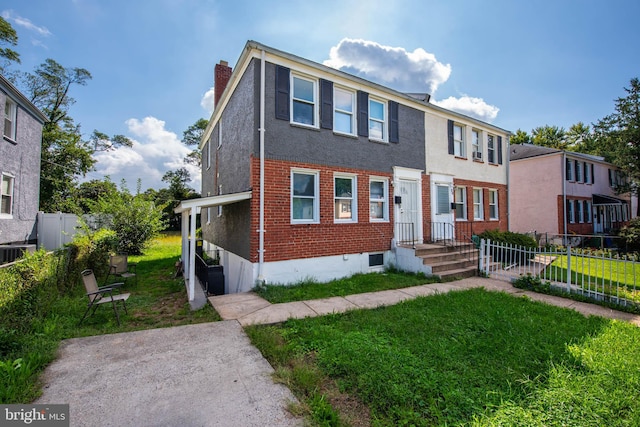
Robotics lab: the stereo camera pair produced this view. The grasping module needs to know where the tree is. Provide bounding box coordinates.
[74,178,119,214]
[160,167,200,229]
[89,130,133,152]
[565,122,592,152]
[591,77,640,215]
[181,118,208,167]
[510,129,531,145]
[531,125,567,149]
[0,16,20,72]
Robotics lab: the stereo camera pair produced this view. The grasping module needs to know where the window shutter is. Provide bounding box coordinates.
[497,136,503,164]
[275,65,290,120]
[320,79,333,130]
[447,120,454,155]
[389,100,399,143]
[357,90,369,137]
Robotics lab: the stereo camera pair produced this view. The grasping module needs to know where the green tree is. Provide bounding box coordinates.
[74,178,119,214]
[531,125,567,149]
[88,180,166,254]
[182,118,208,167]
[510,129,531,145]
[565,122,592,152]
[591,77,640,215]
[160,167,200,230]
[0,16,20,72]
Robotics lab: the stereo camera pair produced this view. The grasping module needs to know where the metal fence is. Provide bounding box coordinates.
[479,238,640,309]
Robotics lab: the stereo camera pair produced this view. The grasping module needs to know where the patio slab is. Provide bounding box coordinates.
[209,292,271,320]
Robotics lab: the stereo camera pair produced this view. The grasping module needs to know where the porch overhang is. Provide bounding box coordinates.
[592,194,626,206]
[175,191,252,303]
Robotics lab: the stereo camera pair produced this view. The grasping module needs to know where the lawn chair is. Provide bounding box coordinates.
[80,269,130,326]
[107,254,137,286]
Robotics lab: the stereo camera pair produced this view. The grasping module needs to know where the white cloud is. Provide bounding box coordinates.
[324,38,451,94]
[2,10,51,36]
[432,95,500,123]
[200,87,215,115]
[92,116,201,192]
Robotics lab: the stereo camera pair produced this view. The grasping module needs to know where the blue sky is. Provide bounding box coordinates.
[3,0,640,192]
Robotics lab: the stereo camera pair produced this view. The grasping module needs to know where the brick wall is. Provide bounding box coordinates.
[250,157,395,263]
[453,178,508,234]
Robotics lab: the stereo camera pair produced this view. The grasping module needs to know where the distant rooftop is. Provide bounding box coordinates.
[510,143,605,162]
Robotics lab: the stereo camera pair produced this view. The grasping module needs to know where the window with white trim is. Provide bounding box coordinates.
[585,200,592,223]
[1,173,14,216]
[291,74,317,126]
[575,160,582,182]
[292,169,319,223]
[577,199,584,223]
[567,199,574,223]
[334,174,357,222]
[368,98,386,140]
[3,98,17,141]
[369,178,388,221]
[489,189,498,220]
[217,185,222,217]
[454,124,465,157]
[471,129,482,160]
[454,186,467,220]
[334,87,355,135]
[566,158,573,181]
[487,134,496,164]
[473,188,483,220]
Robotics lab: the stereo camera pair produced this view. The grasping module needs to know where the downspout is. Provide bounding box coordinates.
[257,49,266,283]
[562,152,567,245]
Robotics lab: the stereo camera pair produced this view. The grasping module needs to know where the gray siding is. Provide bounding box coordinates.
[0,89,43,244]
[261,61,425,173]
[202,60,258,259]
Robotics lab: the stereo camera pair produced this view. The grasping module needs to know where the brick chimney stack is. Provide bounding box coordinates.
[214,60,233,108]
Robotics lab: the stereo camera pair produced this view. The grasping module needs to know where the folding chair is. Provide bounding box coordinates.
[80,269,130,326]
[107,254,137,286]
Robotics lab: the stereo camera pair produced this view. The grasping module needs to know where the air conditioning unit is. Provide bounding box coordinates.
[473,151,482,160]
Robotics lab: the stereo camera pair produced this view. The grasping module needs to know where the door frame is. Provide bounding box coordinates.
[393,167,423,245]
[430,173,455,242]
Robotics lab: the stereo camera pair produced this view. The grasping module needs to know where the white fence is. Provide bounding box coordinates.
[37,212,81,251]
[479,238,640,309]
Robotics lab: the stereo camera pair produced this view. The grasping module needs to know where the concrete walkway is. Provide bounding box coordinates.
[209,276,640,326]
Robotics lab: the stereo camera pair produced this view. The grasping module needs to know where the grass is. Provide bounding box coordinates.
[1,232,219,403]
[254,269,439,303]
[246,288,640,426]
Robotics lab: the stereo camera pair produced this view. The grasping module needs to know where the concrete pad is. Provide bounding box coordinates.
[35,321,301,427]
[426,283,466,294]
[210,292,271,320]
[239,301,317,326]
[303,297,358,316]
[344,289,411,309]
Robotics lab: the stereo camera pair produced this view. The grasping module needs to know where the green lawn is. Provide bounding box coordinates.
[247,288,640,426]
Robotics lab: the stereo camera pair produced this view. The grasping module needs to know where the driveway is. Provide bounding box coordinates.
[35,321,302,427]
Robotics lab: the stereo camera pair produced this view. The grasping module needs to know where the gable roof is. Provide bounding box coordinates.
[0,74,48,124]
[510,143,606,163]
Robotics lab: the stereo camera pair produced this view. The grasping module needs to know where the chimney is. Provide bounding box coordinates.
[214,60,233,108]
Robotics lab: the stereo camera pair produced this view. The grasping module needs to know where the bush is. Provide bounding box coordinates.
[478,229,538,248]
[619,217,640,253]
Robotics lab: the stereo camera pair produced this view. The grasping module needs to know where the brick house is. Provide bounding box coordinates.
[176,41,510,298]
[509,143,636,240]
[0,74,47,247]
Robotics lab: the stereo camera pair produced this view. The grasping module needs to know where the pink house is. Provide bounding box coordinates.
[509,144,635,239]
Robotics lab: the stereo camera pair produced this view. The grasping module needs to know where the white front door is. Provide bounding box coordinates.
[393,167,423,245]
[431,174,454,242]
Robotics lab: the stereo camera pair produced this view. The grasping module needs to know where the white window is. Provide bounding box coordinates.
[471,129,482,160]
[577,199,583,223]
[334,87,355,135]
[334,174,357,222]
[489,189,498,220]
[473,188,483,220]
[454,124,465,157]
[217,185,222,217]
[567,199,574,223]
[585,200,592,223]
[369,98,386,140]
[454,186,467,220]
[369,178,388,222]
[4,98,17,141]
[487,134,496,164]
[291,75,317,126]
[1,173,14,216]
[292,169,319,223]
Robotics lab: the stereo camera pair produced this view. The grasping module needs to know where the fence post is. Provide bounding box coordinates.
[566,245,572,292]
[480,239,486,275]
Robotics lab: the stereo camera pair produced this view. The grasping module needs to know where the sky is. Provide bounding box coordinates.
[2,0,640,193]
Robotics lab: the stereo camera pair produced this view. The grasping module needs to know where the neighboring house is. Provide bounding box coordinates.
[509,143,635,239]
[0,74,47,246]
[176,41,510,297]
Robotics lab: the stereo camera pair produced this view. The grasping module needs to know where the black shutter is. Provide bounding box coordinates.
[357,90,369,137]
[320,79,333,130]
[447,119,454,155]
[275,65,290,120]
[389,101,399,143]
[497,136,503,164]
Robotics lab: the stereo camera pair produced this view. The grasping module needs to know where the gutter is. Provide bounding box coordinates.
[257,50,266,283]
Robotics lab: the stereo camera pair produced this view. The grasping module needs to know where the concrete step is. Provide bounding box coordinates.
[437,266,478,280]
[430,258,478,273]
[420,251,479,264]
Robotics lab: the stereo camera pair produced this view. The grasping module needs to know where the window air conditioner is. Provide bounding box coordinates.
[473,151,482,160]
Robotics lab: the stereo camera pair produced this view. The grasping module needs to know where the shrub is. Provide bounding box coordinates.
[619,217,640,253]
[478,229,538,248]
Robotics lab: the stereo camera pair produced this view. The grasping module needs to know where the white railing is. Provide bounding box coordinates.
[479,239,640,309]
